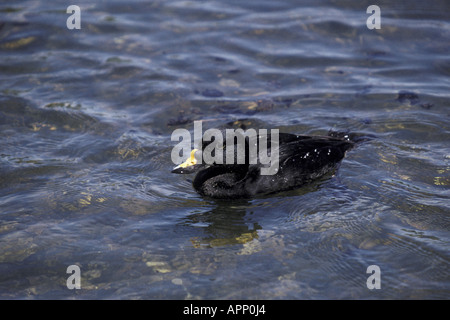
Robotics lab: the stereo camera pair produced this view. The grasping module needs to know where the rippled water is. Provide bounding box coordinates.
[0,0,449,299]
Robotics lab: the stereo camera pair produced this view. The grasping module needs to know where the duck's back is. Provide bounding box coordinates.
[245,134,354,196]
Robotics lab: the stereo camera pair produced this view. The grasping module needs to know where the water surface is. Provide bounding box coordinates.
[0,0,449,299]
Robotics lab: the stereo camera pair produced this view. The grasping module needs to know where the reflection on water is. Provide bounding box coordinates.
[0,0,449,299]
[180,200,262,248]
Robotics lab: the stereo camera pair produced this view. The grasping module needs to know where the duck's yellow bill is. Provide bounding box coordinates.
[172,149,198,172]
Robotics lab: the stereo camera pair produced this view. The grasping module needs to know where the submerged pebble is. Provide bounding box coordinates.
[201,89,224,98]
[396,90,420,104]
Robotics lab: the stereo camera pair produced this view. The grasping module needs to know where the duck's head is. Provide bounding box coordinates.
[171,129,252,175]
[171,148,205,174]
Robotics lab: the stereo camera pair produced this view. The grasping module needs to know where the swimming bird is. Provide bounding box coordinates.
[172,130,354,199]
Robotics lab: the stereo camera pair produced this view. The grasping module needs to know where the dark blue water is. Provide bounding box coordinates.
[0,0,449,299]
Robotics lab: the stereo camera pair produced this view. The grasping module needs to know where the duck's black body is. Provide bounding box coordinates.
[172,131,354,199]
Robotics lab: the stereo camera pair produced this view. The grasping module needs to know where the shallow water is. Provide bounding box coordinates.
[0,0,449,299]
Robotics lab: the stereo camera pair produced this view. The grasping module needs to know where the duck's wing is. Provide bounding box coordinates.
[250,133,353,170]
[277,135,354,170]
